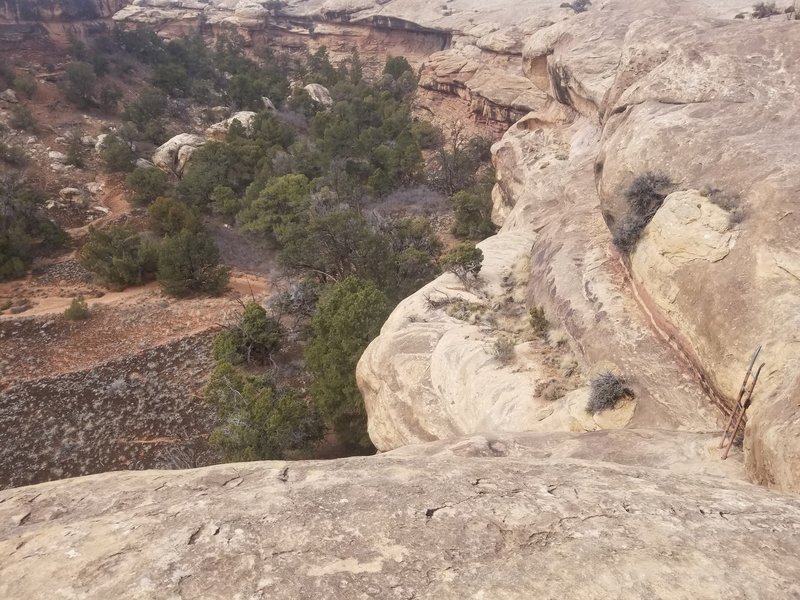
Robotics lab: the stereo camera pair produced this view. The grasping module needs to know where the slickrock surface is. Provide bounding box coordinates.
[3,430,799,600]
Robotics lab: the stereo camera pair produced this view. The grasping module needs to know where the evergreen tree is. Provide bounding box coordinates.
[305,277,390,450]
[157,228,229,297]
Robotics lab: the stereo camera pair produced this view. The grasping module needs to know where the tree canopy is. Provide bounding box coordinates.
[305,277,391,450]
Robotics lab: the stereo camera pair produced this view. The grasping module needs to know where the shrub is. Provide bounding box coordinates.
[213,301,283,364]
[123,87,167,130]
[212,328,243,364]
[210,185,239,218]
[440,242,483,288]
[127,167,169,205]
[430,128,492,196]
[586,371,632,414]
[147,196,201,237]
[529,305,549,338]
[63,296,89,320]
[612,172,671,254]
[205,362,324,462]
[13,73,37,99]
[9,106,35,131]
[0,177,66,280]
[703,186,746,227]
[752,2,779,18]
[383,56,413,80]
[98,83,123,113]
[0,140,26,166]
[451,189,496,240]
[79,224,156,289]
[64,61,96,107]
[99,134,134,173]
[569,0,592,12]
[239,301,282,362]
[491,337,515,364]
[156,228,229,297]
[152,62,189,96]
[410,120,443,150]
[65,131,86,168]
[305,277,390,451]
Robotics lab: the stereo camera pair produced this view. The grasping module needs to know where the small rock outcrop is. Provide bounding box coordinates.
[204,110,257,139]
[152,133,206,175]
[0,88,17,103]
[303,83,333,107]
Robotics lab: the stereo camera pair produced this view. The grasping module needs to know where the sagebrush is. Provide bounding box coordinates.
[612,172,671,254]
[586,371,632,414]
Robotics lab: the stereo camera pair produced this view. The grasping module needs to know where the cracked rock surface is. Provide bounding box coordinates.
[1,430,799,599]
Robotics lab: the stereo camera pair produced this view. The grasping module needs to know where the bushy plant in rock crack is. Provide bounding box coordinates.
[612,172,672,255]
[586,371,633,414]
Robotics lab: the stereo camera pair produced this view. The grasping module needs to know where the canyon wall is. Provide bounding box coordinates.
[0,0,128,22]
[355,0,800,491]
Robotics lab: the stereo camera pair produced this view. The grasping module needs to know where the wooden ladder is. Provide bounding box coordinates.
[719,346,765,460]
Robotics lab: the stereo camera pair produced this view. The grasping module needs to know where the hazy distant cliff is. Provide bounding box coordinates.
[0,0,128,21]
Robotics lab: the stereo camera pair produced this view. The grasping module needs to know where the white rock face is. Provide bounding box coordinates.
[135,158,156,169]
[357,1,800,493]
[204,110,257,139]
[152,133,206,174]
[47,150,67,164]
[93,133,108,153]
[304,83,333,107]
[0,89,18,104]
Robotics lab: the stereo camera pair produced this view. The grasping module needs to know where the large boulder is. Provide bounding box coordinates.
[204,110,257,139]
[2,430,800,599]
[303,83,333,107]
[152,133,206,175]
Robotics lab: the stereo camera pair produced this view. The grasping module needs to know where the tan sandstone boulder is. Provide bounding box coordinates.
[152,133,206,175]
[204,110,258,139]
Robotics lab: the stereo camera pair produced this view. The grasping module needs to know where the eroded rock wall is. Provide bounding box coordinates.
[358,0,800,491]
[595,17,800,489]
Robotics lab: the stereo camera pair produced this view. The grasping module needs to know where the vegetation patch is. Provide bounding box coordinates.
[612,172,672,255]
[752,2,780,18]
[63,297,89,321]
[440,242,484,289]
[0,175,67,281]
[586,371,633,414]
[491,336,516,364]
[529,305,549,339]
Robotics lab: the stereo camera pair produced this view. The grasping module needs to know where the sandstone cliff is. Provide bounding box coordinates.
[357,0,800,492]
